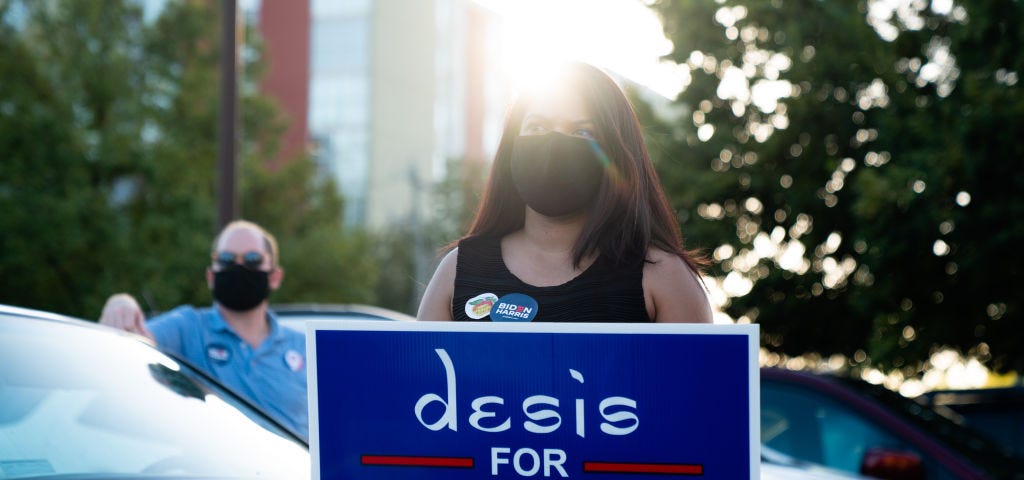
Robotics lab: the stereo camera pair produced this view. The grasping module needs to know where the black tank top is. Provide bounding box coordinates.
[452,235,650,322]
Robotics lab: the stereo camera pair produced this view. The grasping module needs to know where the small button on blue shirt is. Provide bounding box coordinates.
[148,304,307,440]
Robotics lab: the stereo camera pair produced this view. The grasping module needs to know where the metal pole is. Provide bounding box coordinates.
[217,0,239,230]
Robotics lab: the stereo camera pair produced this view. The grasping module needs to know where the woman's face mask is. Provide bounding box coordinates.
[510,131,606,218]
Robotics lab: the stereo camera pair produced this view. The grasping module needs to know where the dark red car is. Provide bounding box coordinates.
[761,368,1024,479]
[917,386,1024,461]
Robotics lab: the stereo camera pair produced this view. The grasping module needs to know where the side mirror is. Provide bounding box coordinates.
[860,447,926,480]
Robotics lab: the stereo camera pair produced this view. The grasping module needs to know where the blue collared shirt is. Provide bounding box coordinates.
[148,304,308,440]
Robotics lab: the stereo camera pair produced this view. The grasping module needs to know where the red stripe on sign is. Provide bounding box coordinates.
[361,455,474,468]
[583,461,703,475]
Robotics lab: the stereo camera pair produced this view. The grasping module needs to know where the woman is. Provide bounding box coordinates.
[418,62,712,323]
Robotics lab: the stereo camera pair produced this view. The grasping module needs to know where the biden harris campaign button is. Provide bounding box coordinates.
[490,293,539,322]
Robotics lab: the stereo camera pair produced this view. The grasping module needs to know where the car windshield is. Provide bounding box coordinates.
[0,313,309,479]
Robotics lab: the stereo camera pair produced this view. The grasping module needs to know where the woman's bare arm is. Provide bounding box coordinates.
[416,248,459,321]
[643,248,713,323]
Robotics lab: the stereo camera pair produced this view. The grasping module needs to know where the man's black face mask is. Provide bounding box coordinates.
[212,263,270,312]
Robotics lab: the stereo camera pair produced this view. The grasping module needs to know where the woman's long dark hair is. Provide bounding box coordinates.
[460,62,706,274]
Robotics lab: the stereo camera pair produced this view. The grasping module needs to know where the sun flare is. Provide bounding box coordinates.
[475,0,684,98]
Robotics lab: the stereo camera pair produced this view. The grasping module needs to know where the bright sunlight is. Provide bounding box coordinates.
[474,0,690,98]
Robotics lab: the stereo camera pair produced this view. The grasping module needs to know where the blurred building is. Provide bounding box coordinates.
[256,0,311,171]
[254,0,506,228]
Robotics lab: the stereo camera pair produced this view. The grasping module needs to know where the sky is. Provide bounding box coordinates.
[473,0,690,99]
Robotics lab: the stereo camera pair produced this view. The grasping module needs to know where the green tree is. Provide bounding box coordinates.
[0,0,162,316]
[241,151,379,306]
[643,0,1023,373]
[0,0,377,318]
[371,158,488,315]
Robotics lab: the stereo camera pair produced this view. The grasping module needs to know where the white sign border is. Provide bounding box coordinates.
[307,320,760,480]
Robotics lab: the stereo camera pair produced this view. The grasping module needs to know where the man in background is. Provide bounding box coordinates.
[100,220,307,440]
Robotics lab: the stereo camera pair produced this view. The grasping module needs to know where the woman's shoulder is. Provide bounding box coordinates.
[642,246,713,323]
[416,247,460,321]
[456,234,505,255]
[423,247,461,284]
[439,246,459,269]
[643,246,694,273]
[642,246,698,287]
[454,234,511,270]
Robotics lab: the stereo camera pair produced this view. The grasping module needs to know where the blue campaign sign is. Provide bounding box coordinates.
[307,321,759,480]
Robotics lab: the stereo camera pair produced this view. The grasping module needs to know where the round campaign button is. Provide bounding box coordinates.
[490,293,539,322]
[465,293,499,320]
[206,343,231,363]
[284,350,305,372]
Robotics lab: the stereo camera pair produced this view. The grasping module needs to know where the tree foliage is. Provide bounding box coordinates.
[0,0,375,318]
[371,158,488,315]
[644,0,1023,373]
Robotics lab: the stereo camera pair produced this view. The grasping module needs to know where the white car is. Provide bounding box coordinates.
[0,304,310,479]
[273,303,414,333]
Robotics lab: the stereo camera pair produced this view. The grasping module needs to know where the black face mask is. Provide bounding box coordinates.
[510,132,605,218]
[212,264,271,312]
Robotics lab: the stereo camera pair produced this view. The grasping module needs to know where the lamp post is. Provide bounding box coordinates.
[217,0,239,229]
